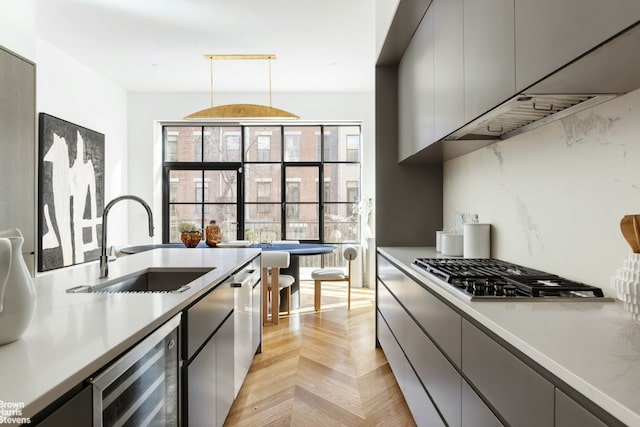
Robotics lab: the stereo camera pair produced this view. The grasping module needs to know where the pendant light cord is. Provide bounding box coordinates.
[269,57,272,107]
[210,56,214,107]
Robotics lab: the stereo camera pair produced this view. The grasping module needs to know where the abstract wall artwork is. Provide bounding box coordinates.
[38,113,105,271]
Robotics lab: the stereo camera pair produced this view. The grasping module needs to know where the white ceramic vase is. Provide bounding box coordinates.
[611,253,640,321]
[0,228,36,345]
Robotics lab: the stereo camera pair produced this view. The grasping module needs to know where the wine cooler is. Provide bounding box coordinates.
[91,314,181,426]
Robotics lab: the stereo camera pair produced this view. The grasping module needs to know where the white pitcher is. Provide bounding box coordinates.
[0,228,36,345]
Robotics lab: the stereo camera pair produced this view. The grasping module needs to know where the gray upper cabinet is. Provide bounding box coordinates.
[412,9,435,153]
[433,0,464,141]
[463,0,515,123]
[0,46,36,270]
[397,6,434,160]
[390,0,640,162]
[397,45,414,161]
[515,0,640,92]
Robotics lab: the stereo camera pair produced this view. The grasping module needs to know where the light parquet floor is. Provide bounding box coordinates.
[224,281,416,427]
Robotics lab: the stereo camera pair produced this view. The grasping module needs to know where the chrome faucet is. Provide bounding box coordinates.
[100,195,154,278]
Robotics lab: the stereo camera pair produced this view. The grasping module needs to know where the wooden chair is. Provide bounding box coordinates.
[261,251,295,325]
[311,246,358,311]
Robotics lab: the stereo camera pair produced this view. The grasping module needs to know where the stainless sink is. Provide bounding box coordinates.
[66,267,214,293]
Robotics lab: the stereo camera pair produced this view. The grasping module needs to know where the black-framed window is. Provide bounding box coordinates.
[162,123,361,256]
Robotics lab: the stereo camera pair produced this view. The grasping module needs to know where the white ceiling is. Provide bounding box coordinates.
[36,0,377,93]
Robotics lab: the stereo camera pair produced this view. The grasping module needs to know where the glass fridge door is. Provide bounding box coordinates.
[91,314,181,427]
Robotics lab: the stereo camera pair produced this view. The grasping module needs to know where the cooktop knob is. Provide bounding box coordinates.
[465,279,475,293]
[473,282,486,296]
[504,285,517,297]
[486,279,496,295]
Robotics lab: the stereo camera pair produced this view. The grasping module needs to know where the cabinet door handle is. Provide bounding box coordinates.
[533,102,553,111]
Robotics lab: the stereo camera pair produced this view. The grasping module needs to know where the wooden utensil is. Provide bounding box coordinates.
[620,214,640,253]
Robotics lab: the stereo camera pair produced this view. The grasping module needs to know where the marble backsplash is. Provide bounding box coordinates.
[443,87,640,295]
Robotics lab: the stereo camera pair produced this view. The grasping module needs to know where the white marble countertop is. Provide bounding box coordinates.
[0,247,260,422]
[379,246,640,427]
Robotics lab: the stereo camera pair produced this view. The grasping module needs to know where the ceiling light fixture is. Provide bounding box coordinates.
[184,54,299,120]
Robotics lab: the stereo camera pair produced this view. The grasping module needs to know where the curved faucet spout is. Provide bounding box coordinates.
[100,195,154,278]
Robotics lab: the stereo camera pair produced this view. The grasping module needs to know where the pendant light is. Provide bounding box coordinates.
[184,54,299,120]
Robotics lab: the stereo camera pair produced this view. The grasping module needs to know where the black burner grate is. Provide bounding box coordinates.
[412,258,605,298]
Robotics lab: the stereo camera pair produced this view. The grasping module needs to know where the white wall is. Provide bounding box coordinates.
[2,4,376,262]
[0,0,36,59]
[36,40,130,248]
[127,91,375,244]
[375,0,402,56]
[443,87,640,295]
[1,3,131,269]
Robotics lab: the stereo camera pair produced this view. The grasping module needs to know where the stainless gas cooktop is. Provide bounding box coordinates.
[411,258,612,301]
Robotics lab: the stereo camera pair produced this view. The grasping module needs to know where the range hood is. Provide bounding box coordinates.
[444,21,640,142]
[445,93,616,140]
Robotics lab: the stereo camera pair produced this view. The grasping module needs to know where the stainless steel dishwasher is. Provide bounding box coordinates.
[91,313,181,426]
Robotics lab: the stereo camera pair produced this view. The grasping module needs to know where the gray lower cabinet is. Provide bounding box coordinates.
[555,389,607,427]
[188,324,218,425]
[186,277,234,360]
[377,311,445,427]
[377,279,405,344]
[377,270,457,427]
[252,280,262,354]
[461,381,503,427]
[404,308,461,427]
[234,263,260,398]
[403,270,461,368]
[376,310,406,391]
[187,310,235,427]
[377,250,627,427]
[215,316,235,427]
[378,255,461,367]
[461,319,554,427]
[36,386,92,427]
[402,353,445,427]
[34,259,260,427]
[186,264,252,427]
